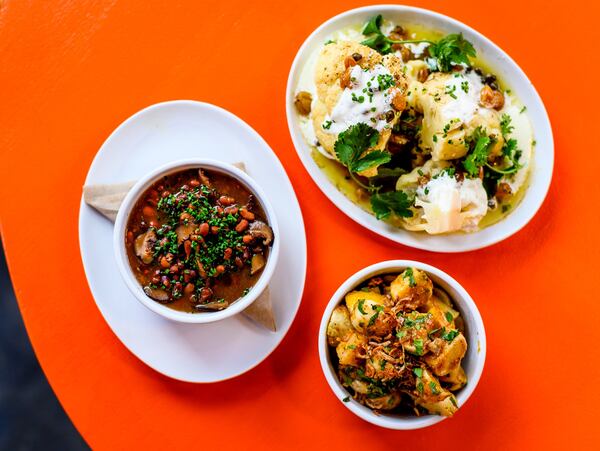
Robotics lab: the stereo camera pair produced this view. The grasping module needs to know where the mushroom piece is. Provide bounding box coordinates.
[134,230,157,264]
[144,286,169,302]
[250,253,266,275]
[194,300,229,311]
[248,220,273,246]
[175,222,197,244]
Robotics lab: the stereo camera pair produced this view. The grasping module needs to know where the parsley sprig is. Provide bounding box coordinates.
[361,15,476,73]
[334,123,413,220]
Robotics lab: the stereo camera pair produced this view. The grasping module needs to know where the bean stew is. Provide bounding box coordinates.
[125,168,274,313]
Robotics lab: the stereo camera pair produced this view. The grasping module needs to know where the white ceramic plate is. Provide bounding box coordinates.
[79,100,306,382]
[286,5,553,252]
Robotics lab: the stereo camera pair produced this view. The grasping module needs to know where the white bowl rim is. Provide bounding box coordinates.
[113,157,281,324]
[286,4,554,253]
[318,259,487,430]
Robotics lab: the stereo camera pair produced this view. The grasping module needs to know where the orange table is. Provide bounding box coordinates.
[0,0,598,449]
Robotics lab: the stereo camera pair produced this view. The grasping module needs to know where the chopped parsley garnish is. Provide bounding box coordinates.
[368,305,384,327]
[351,93,365,103]
[403,268,416,287]
[460,80,469,93]
[445,84,457,99]
[442,329,459,342]
[322,120,333,130]
[357,299,367,314]
[413,338,424,356]
[376,73,395,91]
[342,396,351,402]
[445,311,454,323]
[429,381,440,394]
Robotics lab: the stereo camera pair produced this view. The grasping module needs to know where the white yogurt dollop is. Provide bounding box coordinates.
[323,64,397,135]
[415,172,488,234]
[440,72,484,125]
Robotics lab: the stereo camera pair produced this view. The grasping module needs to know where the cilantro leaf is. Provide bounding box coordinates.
[334,123,382,172]
[362,14,383,35]
[370,190,414,220]
[463,127,494,177]
[353,150,391,172]
[428,33,476,72]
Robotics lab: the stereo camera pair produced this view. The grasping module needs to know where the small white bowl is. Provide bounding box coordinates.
[318,260,486,429]
[113,158,280,324]
[286,5,554,252]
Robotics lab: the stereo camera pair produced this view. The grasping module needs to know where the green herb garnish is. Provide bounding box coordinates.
[429,381,440,394]
[357,299,367,315]
[428,33,476,72]
[403,268,416,287]
[442,329,459,342]
[360,15,475,73]
[334,123,390,173]
[370,190,414,220]
[413,338,424,356]
[464,126,495,177]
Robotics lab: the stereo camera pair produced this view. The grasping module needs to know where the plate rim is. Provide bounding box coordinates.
[285,4,554,253]
[78,99,307,383]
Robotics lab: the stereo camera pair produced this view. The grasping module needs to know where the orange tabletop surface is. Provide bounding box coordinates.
[0,0,598,449]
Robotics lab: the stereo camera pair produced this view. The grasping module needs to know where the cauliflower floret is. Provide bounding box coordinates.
[311,41,408,177]
[410,72,504,161]
[390,268,433,310]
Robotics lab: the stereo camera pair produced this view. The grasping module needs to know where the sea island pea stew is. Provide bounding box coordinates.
[125,168,274,312]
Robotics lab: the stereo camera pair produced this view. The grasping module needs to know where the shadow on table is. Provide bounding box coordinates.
[0,239,88,451]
